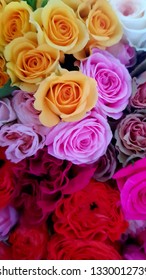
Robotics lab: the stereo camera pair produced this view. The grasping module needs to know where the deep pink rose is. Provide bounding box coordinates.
[0,123,45,163]
[46,109,112,165]
[0,98,16,127]
[115,111,146,164]
[80,49,132,119]
[131,72,146,108]
[123,244,146,260]
[113,158,146,220]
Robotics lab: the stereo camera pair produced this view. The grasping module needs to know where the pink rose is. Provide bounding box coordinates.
[80,49,132,119]
[113,158,146,220]
[12,90,49,135]
[0,123,45,163]
[115,111,146,164]
[0,206,18,239]
[0,98,16,127]
[107,39,136,67]
[131,72,146,108]
[46,109,112,165]
[93,144,117,182]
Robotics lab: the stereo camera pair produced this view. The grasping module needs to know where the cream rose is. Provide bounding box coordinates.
[4,32,60,92]
[34,70,98,127]
[31,0,89,54]
[110,0,146,51]
[0,1,34,48]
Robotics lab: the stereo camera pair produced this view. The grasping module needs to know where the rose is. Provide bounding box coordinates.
[80,49,132,119]
[31,0,89,54]
[13,147,95,215]
[115,111,146,164]
[0,98,16,127]
[113,157,146,220]
[123,245,146,260]
[85,0,123,48]
[110,0,146,51]
[4,32,60,92]
[0,1,34,48]
[53,179,128,242]
[0,206,18,239]
[9,225,49,260]
[107,39,136,68]
[131,72,146,108]
[0,160,15,209]
[47,234,122,260]
[45,108,112,165]
[93,144,117,182]
[0,123,46,163]
[0,71,9,88]
[34,69,97,127]
[0,53,6,71]
[0,242,11,260]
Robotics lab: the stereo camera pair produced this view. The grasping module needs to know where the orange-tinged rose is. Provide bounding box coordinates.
[86,0,123,47]
[0,53,6,71]
[4,32,60,92]
[31,0,89,54]
[34,70,98,127]
[0,71,9,87]
[0,1,35,48]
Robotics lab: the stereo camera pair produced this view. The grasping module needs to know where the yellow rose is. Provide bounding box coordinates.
[4,32,61,92]
[0,70,9,87]
[34,70,98,127]
[86,0,123,47]
[0,1,35,48]
[31,0,89,54]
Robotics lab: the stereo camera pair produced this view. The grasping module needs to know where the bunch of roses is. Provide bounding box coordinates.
[0,0,145,260]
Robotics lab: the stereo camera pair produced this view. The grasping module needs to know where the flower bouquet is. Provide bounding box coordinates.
[0,0,146,260]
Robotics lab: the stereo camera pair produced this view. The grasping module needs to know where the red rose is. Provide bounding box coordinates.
[0,242,12,260]
[9,225,49,260]
[53,179,128,242]
[47,234,122,260]
[0,160,15,209]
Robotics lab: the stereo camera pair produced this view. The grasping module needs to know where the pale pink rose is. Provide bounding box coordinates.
[0,98,16,127]
[46,108,112,165]
[0,123,45,163]
[0,206,18,239]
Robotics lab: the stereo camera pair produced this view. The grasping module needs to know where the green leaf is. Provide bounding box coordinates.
[0,80,19,99]
[41,0,48,7]
[22,0,36,10]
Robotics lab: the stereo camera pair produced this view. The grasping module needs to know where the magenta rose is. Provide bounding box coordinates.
[45,109,112,165]
[80,48,132,119]
[0,123,45,163]
[115,111,146,164]
[0,206,18,240]
[131,72,146,108]
[113,158,146,220]
[123,244,146,260]
[93,144,117,182]
[0,98,16,127]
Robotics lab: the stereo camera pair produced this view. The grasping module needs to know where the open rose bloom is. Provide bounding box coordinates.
[0,0,146,260]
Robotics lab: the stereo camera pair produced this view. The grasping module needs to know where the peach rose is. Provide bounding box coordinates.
[85,0,123,48]
[0,1,34,48]
[4,32,60,92]
[34,69,98,127]
[31,0,89,54]
[0,53,6,71]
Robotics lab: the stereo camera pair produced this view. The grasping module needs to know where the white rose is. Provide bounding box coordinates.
[109,0,146,51]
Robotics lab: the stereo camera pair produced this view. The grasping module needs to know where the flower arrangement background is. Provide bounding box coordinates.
[0,0,146,260]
